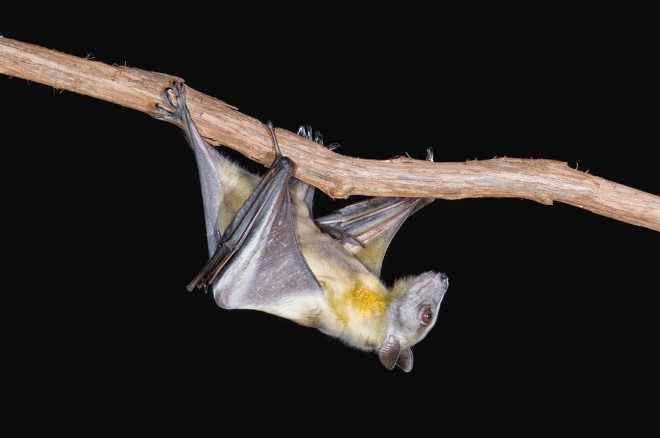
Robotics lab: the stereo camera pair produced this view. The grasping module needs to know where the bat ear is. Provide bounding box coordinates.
[378,335,401,370]
[396,348,414,372]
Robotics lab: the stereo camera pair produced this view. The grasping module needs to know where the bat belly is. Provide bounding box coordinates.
[296,217,390,350]
[256,295,327,329]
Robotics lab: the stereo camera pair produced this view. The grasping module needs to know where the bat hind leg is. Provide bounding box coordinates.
[155,81,258,254]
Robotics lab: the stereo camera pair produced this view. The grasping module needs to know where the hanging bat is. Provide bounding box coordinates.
[154,82,449,372]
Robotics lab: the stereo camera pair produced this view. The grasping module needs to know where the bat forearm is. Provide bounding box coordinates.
[1,37,658,232]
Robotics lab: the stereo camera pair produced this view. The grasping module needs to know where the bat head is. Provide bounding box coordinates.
[378,271,449,372]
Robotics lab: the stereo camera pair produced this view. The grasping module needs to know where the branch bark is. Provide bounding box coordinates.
[1,37,659,232]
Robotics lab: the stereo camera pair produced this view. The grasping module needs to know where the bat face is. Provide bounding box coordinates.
[155,82,448,373]
[379,272,449,371]
[390,272,449,346]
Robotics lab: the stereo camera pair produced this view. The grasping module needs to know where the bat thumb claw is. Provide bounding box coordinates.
[186,278,203,292]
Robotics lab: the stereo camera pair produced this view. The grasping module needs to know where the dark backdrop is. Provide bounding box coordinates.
[2,23,657,426]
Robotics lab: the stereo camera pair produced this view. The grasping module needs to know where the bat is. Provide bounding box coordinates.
[154,82,449,372]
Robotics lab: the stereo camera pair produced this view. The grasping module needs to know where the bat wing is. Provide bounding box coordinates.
[187,155,323,310]
[316,197,433,276]
[157,83,322,312]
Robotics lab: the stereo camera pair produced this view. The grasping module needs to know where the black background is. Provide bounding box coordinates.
[2,17,658,427]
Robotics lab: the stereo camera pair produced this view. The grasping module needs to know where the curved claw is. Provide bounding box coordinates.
[152,81,188,126]
[425,147,434,162]
[265,121,283,157]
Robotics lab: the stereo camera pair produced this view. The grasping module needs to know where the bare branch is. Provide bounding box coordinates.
[1,37,658,232]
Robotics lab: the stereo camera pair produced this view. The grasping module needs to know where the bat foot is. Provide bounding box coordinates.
[153,81,188,126]
[297,125,325,145]
[297,125,341,151]
[425,147,434,162]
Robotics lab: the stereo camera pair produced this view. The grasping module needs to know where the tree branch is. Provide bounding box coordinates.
[1,37,658,232]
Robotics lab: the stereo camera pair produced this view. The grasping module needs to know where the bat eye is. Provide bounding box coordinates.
[420,307,433,325]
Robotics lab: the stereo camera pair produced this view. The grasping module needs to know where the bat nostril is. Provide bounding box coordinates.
[438,272,449,282]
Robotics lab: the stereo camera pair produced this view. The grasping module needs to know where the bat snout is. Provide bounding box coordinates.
[438,272,449,290]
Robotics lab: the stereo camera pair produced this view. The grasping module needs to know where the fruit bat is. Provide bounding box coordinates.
[154,82,449,372]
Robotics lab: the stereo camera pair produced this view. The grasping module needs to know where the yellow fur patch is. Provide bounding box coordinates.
[346,284,388,314]
[326,280,389,326]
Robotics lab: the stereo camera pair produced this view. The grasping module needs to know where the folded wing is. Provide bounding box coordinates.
[316,197,433,276]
